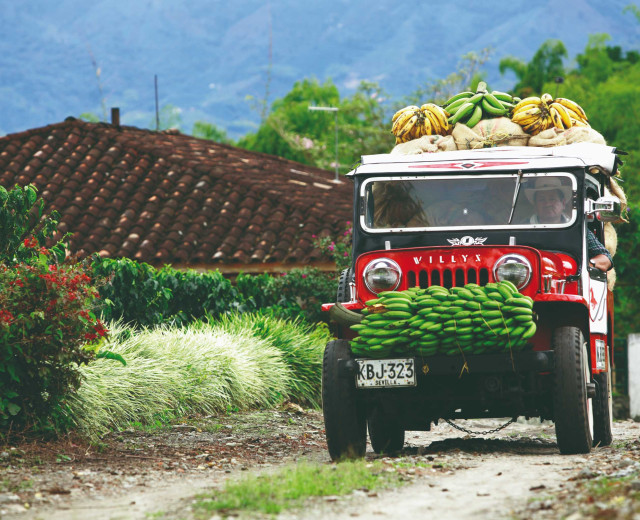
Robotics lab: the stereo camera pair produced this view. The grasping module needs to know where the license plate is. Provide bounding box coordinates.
[356,358,416,388]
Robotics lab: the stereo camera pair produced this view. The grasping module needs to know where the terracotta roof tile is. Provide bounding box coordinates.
[0,118,353,270]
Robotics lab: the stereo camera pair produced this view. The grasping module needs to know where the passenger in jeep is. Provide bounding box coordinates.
[525,178,613,272]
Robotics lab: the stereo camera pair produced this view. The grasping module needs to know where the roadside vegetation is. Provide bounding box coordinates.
[64,317,329,438]
[0,183,336,439]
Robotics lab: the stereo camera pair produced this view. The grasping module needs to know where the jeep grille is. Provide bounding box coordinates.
[406,267,491,289]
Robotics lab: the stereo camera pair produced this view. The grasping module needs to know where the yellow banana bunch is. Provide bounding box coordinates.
[420,103,451,136]
[391,104,451,143]
[391,106,421,143]
[511,94,589,135]
[552,98,589,128]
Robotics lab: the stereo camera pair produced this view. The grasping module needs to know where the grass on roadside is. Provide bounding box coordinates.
[583,472,640,502]
[214,313,329,407]
[64,316,331,438]
[193,460,402,517]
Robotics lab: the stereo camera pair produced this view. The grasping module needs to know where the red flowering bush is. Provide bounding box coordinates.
[0,184,105,430]
[0,254,106,427]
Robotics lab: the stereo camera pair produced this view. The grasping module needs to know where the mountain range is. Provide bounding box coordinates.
[1,0,638,139]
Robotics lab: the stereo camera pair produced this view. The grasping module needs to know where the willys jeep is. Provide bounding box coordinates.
[321,143,624,460]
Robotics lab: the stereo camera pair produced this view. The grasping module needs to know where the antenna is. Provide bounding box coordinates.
[155,75,160,131]
[554,76,564,99]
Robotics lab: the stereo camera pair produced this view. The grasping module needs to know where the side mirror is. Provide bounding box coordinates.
[585,196,622,223]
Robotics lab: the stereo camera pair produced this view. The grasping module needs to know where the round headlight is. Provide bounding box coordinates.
[493,254,532,289]
[363,258,402,293]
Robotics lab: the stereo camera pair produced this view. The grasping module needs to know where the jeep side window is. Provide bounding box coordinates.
[586,186,604,242]
[371,181,428,228]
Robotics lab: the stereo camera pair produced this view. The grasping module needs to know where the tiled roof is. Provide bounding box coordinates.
[0,118,353,270]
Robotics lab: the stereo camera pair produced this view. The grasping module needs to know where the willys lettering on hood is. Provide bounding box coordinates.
[412,253,483,266]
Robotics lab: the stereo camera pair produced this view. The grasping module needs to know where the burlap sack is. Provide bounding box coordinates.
[608,267,616,291]
[604,222,617,257]
[390,134,457,155]
[528,127,568,147]
[453,118,529,149]
[436,135,457,152]
[563,126,606,145]
[391,135,439,155]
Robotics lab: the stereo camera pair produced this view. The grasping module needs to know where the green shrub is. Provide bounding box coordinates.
[157,266,239,324]
[262,267,338,324]
[92,258,338,327]
[91,257,172,326]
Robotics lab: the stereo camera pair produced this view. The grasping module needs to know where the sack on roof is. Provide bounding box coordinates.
[528,127,568,147]
[563,126,607,145]
[390,134,456,155]
[453,117,529,150]
[528,126,606,147]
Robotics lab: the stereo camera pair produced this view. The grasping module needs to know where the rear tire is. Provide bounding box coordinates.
[322,339,366,460]
[593,370,613,447]
[552,326,593,454]
[368,408,405,454]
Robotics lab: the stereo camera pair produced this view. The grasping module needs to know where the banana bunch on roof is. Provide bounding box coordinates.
[442,82,518,128]
[391,103,451,143]
[511,94,589,135]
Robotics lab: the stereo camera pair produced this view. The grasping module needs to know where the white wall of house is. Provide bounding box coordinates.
[629,334,640,419]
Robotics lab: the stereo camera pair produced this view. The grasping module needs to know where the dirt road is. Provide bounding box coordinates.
[1,410,639,519]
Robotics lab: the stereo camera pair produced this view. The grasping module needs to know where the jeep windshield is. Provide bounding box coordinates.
[360,172,577,232]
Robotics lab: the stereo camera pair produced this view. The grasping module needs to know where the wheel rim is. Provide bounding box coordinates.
[583,342,594,438]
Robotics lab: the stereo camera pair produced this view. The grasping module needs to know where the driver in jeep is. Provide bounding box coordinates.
[525,177,613,272]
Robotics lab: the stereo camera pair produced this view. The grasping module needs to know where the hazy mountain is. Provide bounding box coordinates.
[1,0,638,138]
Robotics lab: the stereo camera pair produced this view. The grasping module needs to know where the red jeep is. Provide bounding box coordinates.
[322,143,623,460]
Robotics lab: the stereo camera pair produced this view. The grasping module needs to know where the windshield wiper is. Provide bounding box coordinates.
[508,170,524,225]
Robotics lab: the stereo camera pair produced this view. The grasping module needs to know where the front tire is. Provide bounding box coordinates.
[552,326,594,454]
[322,339,366,460]
[593,369,613,447]
[368,408,405,454]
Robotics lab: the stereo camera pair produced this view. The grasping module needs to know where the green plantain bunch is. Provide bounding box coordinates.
[443,81,519,128]
[350,281,536,359]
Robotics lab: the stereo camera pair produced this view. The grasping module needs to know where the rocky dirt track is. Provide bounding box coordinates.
[1,408,639,519]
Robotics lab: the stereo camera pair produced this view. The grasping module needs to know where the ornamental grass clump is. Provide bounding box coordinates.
[214,313,330,407]
[65,320,293,437]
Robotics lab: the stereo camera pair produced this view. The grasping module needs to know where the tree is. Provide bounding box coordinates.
[499,39,568,97]
[192,121,231,144]
[78,112,100,123]
[150,104,183,131]
[237,78,393,173]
